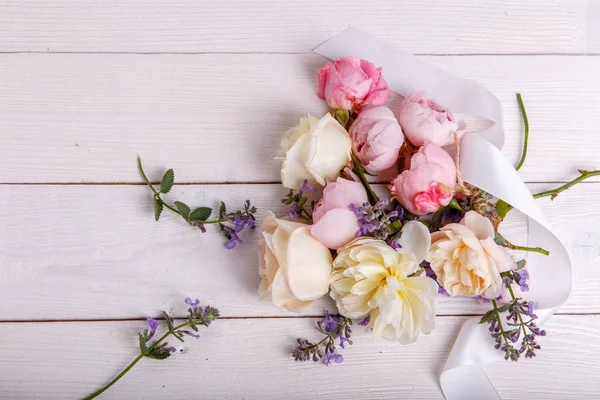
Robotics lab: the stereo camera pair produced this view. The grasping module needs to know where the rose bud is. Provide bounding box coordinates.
[349,106,404,174]
[317,57,390,111]
[389,144,456,216]
[310,177,369,249]
[398,92,466,147]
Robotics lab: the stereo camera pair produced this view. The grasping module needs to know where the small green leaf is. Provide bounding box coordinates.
[448,198,463,212]
[154,198,164,221]
[189,207,212,221]
[334,109,350,128]
[495,200,512,219]
[160,169,175,194]
[494,232,508,247]
[163,312,174,332]
[479,309,496,324]
[174,201,191,219]
[146,348,172,360]
[496,303,511,313]
[219,201,227,217]
[516,259,527,270]
[139,333,150,355]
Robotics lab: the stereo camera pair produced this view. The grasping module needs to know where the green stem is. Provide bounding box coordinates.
[137,156,180,214]
[533,170,600,200]
[351,155,379,205]
[84,354,144,400]
[506,285,529,337]
[491,300,512,349]
[85,319,201,399]
[505,240,549,256]
[514,93,529,171]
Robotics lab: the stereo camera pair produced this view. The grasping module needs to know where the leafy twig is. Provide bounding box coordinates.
[84,298,219,399]
[533,169,600,200]
[351,155,380,205]
[494,232,549,256]
[292,312,352,365]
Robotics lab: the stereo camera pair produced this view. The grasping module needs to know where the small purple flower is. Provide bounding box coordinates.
[358,316,370,326]
[185,297,201,311]
[233,217,246,233]
[524,301,538,319]
[438,285,450,297]
[287,205,299,221]
[191,221,207,233]
[324,353,344,366]
[389,240,400,250]
[180,330,201,339]
[225,232,243,250]
[318,311,340,333]
[300,180,316,193]
[146,317,159,339]
[515,269,530,292]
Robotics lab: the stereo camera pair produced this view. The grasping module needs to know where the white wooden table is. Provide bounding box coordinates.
[1,1,600,399]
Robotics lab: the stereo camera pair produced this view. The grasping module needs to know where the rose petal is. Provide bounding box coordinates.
[460,210,494,240]
[398,221,431,264]
[311,208,360,249]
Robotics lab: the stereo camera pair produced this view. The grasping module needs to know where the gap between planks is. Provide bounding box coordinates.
[1,312,598,324]
[1,181,600,186]
[0,52,600,57]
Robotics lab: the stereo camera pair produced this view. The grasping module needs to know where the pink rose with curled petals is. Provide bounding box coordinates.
[317,57,390,111]
[389,144,456,216]
[398,93,466,147]
[310,177,369,249]
[349,106,404,174]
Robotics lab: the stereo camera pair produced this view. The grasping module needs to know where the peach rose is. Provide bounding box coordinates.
[349,106,404,174]
[310,177,369,249]
[389,144,456,216]
[427,211,517,298]
[318,57,390,111]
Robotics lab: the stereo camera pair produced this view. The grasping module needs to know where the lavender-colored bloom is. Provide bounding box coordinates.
[287,205,299,221]
[324,353,344,366]
[300,180,316,193]
[441,208,463,226]
[515,269,530,292]
[225,232,243,250]
[389,240,400,250]
[358,316,371,326]
[180,330,201,339]
[191,221,207,233]
[185,297,201,311]
[146,317,159,339]
[233,216,246,233]
[438,286,450,297]
[524,301,538,319]
[318,311,340,334]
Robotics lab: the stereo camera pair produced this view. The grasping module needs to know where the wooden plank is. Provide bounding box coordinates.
[0,315,597,399]
[0,183,597,320]
[1,53,599,183]
[0,0,594,54]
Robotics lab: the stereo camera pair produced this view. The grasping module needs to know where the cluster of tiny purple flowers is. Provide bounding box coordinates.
[349,199,404,242]
[282,180,316,221]
[218,200,257,250]
[292,311,353,366]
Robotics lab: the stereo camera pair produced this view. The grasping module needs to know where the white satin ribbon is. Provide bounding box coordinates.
[314,28,571,400]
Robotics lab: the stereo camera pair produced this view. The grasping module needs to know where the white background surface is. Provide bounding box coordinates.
[1,1,600,399]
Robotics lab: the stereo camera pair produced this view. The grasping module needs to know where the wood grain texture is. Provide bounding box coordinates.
[0,0,594,54]
[0,182,598,320]
[1,53,600,184]
[0,315,597,399]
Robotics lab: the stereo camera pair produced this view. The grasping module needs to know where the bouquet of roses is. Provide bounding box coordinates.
[257,55,596,365]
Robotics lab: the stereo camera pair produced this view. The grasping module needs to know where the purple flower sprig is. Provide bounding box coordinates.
[84,298,220,399]
[349,199,405,243]
[282,179,316,222]
[137,156,256,249]
[292,311,352,366]
[479,259,545,361]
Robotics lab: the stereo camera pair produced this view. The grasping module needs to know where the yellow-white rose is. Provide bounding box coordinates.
[258,212,333,312]
[428,211,517,299]
[330,222,438,344]
[278,113,352,189]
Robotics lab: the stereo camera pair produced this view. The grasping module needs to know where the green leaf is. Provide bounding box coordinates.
[516,259,527,270]
[174,201,191,219]
[160,169,175,194]
[448,198,463,212]
[495,199,512,219]
[154,198,164,221]
[146,348,172,360]
[496,303,511,313]
[479,309,496,324]
[163,312,174,332]
[494,232,508,247]
[334,109,350,128]
[189,207,212,222]
[219,201,227,217]
[139,333,150,355]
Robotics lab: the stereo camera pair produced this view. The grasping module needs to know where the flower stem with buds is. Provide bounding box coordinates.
[533,170,600,200]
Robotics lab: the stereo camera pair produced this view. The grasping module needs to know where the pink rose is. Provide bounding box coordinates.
[317,57,390,111]
[310,177,369,249]
[349,106,404,174]
[389,144,456,216]
[398,93,466,147]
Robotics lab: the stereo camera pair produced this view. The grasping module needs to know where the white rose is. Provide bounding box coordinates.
[428,210,517,298]
[278,113,352,189]
[258,212,333,311]
[330,222,438,344]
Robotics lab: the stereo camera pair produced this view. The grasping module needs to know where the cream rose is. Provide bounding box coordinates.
[258,212,333,311]
[278,113,352,189]
[428,211,517,298]
[330,222,438,344]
